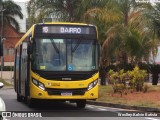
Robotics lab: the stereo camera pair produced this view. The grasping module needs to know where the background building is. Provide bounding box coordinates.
[3,1,27,66]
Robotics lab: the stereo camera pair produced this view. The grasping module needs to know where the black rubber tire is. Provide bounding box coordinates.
[27,97,36,108]
[17,93,23,102]
[76,100,86,109]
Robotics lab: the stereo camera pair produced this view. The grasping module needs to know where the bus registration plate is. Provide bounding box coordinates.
[61,92,72,96]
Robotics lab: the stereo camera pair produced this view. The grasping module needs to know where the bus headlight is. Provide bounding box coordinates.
[88,80,98,91]
[32,79,45,91]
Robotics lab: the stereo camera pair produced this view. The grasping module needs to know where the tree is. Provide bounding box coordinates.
[144,3,160,64]
[0,0,23,32]
[144,3,160,85]
[85,0,160,85]
[27,0,107,28]
[83,0,123,85]
[27,0,37,29]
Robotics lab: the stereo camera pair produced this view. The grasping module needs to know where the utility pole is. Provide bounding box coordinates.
[0,1,4,79]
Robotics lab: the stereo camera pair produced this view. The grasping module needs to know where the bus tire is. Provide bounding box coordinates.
[24,82,29,103]
[27,97,35,108]
[76,100,86,109]
[17,93,23,102]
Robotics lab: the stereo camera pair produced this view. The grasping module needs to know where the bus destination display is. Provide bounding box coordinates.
[41,26,95,34]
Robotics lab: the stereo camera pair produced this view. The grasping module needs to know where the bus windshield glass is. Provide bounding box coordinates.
[32,38,98,71]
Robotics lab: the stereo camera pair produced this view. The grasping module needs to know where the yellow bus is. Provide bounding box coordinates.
[14,22,99,108]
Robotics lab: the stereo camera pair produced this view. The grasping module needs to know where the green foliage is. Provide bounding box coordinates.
[108,69,128,96]
[106,64,134,72]
[108,66,148,96]
[27,0,107,28]
[127,66,148,91]
[0,66,14,71]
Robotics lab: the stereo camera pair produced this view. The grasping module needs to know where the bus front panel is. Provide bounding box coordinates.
[29,71,99,100]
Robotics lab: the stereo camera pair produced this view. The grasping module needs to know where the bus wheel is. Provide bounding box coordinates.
[76,100,86,109]
[27,97,35,108]
[17,93,23,102]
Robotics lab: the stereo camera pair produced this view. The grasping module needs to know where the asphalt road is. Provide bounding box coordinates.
[0,88,159,120]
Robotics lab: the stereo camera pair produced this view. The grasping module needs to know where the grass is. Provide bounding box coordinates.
[0,79,13,86]
[98,83,160,108]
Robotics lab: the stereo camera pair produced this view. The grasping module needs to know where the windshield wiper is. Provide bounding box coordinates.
[71,38,82,53]
[70,39,82,63]
[50,39,60,64]
[50,39,60,54]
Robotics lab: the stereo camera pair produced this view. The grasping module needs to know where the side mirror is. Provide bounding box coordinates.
[27,36,33,55]
[97,43,101,64]
[0,82,4,88]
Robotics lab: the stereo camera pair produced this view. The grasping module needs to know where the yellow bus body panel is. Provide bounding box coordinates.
[30,71,98,100]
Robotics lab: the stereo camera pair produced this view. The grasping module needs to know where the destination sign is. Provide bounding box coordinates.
[41,25,96,35]
[60,27,81,34]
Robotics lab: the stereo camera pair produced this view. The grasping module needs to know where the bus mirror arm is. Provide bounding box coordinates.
[27,44,33,55]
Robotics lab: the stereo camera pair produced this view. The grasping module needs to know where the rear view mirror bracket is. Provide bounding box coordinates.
[27,37,33,55]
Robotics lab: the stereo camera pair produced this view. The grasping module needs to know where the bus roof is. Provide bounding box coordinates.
[40,22,95,26]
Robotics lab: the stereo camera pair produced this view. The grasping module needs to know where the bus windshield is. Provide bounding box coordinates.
[32,38,98,71]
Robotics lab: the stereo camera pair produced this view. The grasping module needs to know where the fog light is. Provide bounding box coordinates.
[91,93,94,96]
[38,93,42,96]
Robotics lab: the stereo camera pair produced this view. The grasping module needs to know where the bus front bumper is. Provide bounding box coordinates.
[30,83,98,100]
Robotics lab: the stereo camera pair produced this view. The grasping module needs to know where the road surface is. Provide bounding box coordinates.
[0,88,159,120]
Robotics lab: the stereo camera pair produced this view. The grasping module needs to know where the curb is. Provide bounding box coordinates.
[87,101,160,112]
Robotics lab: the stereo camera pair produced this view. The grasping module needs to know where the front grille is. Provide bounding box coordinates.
[46,88,87,96]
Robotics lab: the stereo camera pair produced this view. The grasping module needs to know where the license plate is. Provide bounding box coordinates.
[61,92,72,96]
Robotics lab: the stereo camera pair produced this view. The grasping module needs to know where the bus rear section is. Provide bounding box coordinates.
[14,23,99,108]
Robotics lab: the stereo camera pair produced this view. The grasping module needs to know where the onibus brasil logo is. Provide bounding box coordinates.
[2,112,42,118]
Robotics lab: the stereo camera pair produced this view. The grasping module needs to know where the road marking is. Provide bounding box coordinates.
[86,105,94,109]
[97,108,107,111]
[145,118,160,120]
[87,105,107,111]
[87,105,107,108]
[87,104,131,111]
